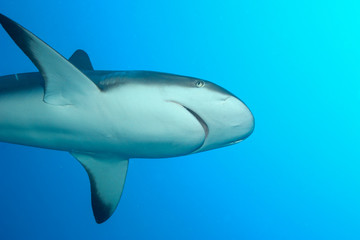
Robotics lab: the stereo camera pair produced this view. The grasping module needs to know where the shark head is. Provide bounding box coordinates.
[164,76,255,153]
[98,71,254,155]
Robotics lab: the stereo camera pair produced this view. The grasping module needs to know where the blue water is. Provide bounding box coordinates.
[1,0,360,239]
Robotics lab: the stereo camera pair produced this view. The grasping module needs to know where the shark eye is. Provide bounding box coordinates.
[195,80,205,88]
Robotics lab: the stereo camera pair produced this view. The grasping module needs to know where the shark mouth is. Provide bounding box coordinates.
[168,101,209,152]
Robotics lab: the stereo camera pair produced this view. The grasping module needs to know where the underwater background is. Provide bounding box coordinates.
[1,0,360,239]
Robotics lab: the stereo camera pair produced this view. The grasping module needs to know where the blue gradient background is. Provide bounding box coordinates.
[1,1,360,239]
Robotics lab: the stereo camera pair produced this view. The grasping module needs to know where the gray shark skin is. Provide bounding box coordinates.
[0,13,254,223]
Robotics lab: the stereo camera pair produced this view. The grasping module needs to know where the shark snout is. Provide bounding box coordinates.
[224,96,254,143]
[193,95,254,153]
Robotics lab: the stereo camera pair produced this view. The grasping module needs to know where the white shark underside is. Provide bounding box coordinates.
[0,14,254,223]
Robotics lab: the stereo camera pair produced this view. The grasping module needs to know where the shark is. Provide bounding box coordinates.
[0,13,255,223]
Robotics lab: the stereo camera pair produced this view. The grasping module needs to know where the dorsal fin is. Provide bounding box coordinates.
[0,14,100,105]
[69,50,94,71]
[71,152,129,224]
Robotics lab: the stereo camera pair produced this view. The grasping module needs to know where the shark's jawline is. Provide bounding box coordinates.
[183,106,209,153]
[168,101,209,152]
[182,106,209,140]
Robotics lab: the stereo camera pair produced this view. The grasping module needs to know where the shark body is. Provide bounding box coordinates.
[0,14,254,223]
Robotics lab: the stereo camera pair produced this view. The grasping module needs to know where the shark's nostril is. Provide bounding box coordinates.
[223,97,231,102]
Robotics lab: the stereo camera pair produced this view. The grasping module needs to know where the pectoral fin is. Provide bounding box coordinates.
[0,14,100,105]
[71,152,129,224]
